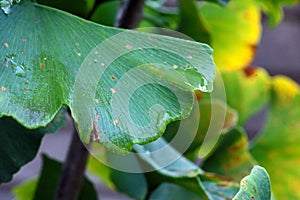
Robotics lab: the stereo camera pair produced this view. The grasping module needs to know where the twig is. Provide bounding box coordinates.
[54,123,89,200]
[114,0,145,29]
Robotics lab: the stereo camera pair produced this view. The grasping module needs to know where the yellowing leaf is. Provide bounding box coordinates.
[272,75,299,103]
[200,0,261,70]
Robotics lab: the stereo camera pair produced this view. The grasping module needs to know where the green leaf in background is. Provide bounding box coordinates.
[233,165,271,200]
[221,68,271,124]
[178,0,211,44]
[202,127,256,182]
[250,76,300,199]
[88,156,148,200]
[19,154,97,200]
[200,0,261,70]
[163,99,238,160]
[254,0,300,26]
[90,1,120,26]
[13,179,38,200]
[0,0,215,152]
[0,109,66,183]
[149,183,201,200]
[36,0,95,18]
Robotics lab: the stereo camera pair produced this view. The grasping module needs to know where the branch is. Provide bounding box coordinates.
[114,0,145,29]
[54,123,89,200]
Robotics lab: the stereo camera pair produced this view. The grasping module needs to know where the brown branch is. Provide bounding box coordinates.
[54,123,89,200]
[114,0,145,29]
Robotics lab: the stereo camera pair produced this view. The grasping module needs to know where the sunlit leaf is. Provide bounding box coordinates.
[200,0,261,70]
[250,76,300,199]
[0,0,215,152]
[221,68,271,124]
[233,166,271,200]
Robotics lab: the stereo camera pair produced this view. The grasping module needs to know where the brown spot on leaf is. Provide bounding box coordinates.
[90,121,100,142]
[244,67,258,77]
[21,37,26,42]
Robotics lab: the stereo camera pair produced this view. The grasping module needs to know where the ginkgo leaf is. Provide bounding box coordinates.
[250,76,300,199]
[0,0,215,152]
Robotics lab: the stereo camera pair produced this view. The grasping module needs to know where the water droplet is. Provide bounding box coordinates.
[110,88,116,94]
[187,55,193,59]
[95,99,99,103]
[20,50,24,54]
[1,0,21,15]
[20,37,26,42]
[125,45,132,50]
[100,63,105,66]
[76,52,81,57]
[15,65,25,77]
[94,59,98,63]
[1,86,6,92]
[185,64,190,68]
[4,42,8,48]
[113,120,119,126]
[173,65,178,69]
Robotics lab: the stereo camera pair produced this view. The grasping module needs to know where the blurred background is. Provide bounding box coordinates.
[0,3,299,200]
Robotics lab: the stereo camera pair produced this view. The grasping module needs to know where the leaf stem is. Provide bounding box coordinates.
[54,122,89,200]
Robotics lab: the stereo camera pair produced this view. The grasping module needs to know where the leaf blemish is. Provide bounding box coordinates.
[187,55,193,59]
[20,37,26,42]
[1,86,6,92]
[111,75,115,80]
[113,120,119,126]
[90,121,100,142]
[95,99,99,103]
[125,44,132,50]
[110,88,116,94]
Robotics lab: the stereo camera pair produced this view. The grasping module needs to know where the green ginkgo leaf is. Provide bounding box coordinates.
[0,0,215,152]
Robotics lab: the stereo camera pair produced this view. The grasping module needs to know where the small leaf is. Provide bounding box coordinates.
[202,127,256,181]
[250,76,300,199]
[0,109,66,183]
[233,165,271,200]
